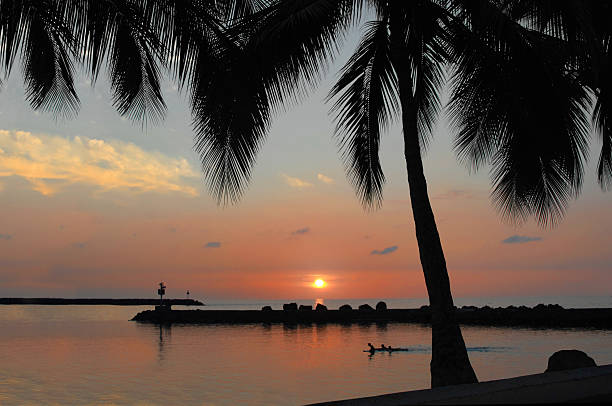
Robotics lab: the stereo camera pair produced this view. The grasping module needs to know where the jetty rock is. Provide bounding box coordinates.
[376,301,387,311]
[131,306,612,328]
[299,305,312,311]
[261,306,272,311]
[546,350,596,372]
[315,303,327,311]
[359,304,374,311]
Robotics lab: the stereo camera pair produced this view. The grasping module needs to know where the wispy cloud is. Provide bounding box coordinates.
[371,246,398,255]
[292,227,310,235]
[0,233,12,240]
[281,173,313,189]
[502,235,542,244]
[0,130,198,196]
[317,173,334,184]
[205,242,221,248]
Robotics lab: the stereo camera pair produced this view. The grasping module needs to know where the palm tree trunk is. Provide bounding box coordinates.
[392,47,478,388]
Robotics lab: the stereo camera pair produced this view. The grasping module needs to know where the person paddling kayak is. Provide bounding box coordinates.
[365,343,402,353]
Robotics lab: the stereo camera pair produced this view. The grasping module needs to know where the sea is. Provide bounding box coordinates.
[1,296,611,405]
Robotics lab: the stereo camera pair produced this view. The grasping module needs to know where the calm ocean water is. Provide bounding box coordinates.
[1,296,611,405]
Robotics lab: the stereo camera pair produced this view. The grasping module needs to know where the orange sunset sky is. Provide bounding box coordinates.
[1,33,611,301]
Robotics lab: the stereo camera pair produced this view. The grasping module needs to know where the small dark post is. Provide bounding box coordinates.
[186,290,190,299]
[157,282,166,306]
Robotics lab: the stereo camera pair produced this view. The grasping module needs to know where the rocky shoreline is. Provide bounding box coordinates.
[131,303,612,328]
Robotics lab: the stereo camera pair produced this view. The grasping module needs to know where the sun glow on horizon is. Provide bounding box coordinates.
[314,279,326,288]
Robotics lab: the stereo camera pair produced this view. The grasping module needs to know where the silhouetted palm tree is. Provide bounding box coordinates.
[328,0,480,387]
[192,0,612,387]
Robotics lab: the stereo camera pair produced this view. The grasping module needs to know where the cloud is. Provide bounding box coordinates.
[371,246,398,255]
[292,227,310,235]
[205,242,221,248]
[72,242,87,249]
[0,129,198,196]
[317,173,334,184]
[502,235,542,244]
[0,233,12,240]
[281,173,313,189]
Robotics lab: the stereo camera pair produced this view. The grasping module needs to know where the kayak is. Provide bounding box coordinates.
[363,348,411,352]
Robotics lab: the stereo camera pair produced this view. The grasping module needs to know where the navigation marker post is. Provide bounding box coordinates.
[155,282,170,311]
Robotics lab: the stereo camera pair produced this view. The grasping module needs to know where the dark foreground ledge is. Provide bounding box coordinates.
[306,364,612,405]
[0,298,204,306]
[131,307,612,328]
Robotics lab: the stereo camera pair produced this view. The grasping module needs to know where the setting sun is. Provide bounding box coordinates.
[314,279,326,288]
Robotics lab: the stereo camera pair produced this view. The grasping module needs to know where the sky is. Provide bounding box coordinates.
[0,29,611,301]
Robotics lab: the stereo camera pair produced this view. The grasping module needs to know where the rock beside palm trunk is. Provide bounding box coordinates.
[546,350,596,372]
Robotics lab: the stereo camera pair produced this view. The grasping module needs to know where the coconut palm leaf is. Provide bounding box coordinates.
[241,0,360,112]
[220,0,268,22]
[593,33,612,189]
[78,0,166,124]
[584,1,612,190]
[328,19,397,208]
[21,3,79,117]
[0,0,79,117]
[448,0,591,226]
[389,0,449,150]
[0,0,25,79]
[144,0,229,90]
[106,11,166,125]
[500,1,612,191]
[189,29,272,204]
[45,0,167,124]
[189,0,360,204]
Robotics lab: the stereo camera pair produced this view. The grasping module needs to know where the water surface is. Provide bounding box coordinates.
[1,304,611,405]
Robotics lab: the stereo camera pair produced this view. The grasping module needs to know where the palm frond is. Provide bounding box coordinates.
[241,0,360,113]
[67,0,166,124]
[448,1,591,226]
[505,0,589,42]
[593,34,612,189]
[0,0,26,78]
[393,0,449,150]
[188,0,359,205]
[107,15,166,125]
[190,39,270,205]
[20,0,80,117]
[219,0,269,22]
[328,19,398,209]
[144,0,227,90]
